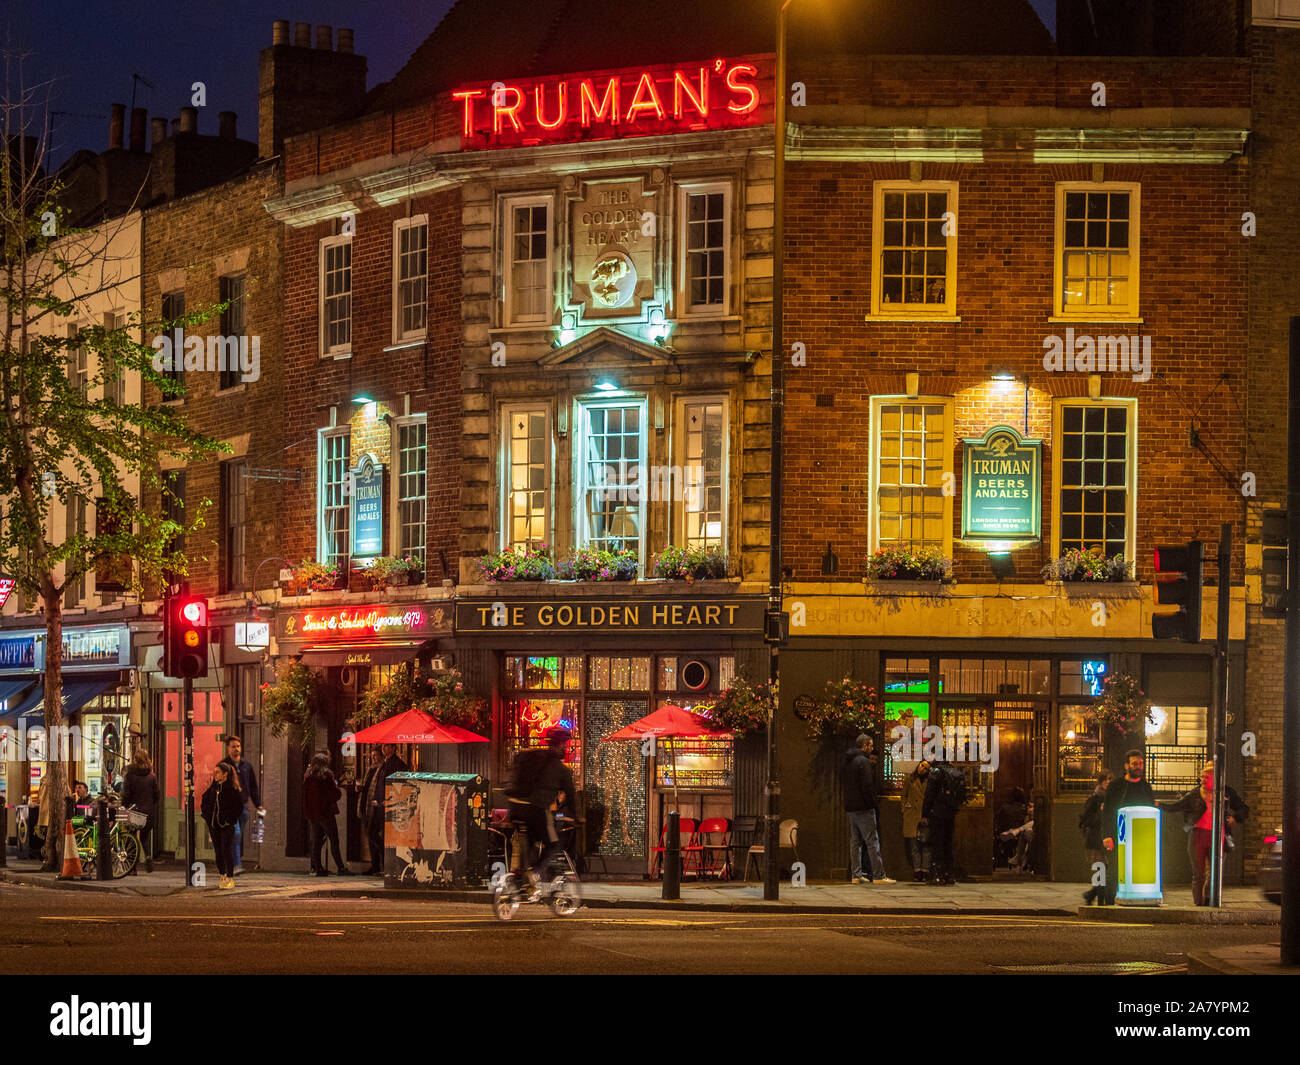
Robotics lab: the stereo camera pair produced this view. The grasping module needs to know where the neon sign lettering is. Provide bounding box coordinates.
[299,608,427,637]
[453,57,767,149]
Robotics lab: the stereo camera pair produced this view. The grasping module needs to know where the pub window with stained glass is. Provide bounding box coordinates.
[1057,403,1131,558]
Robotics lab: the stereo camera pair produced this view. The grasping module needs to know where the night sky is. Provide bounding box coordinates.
[3,0,1056,168]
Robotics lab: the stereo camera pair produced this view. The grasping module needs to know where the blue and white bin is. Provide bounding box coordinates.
[1115,804,1162,906]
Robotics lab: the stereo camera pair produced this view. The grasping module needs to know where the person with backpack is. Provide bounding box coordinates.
[921,759,966,885]
[1078,769,1112,904]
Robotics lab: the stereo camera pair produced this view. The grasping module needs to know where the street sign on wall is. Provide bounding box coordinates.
[962,424,1042,541]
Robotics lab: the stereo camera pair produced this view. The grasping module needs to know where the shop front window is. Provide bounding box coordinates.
[1058,703,1103,794]
[1145,705,1208,793]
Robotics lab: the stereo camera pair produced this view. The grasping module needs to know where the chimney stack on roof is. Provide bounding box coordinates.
[129,107,147,152]
[109,104,125,150]
[218,111,237,139]
[178,106,198,134]
[151,117,167,149]
[315,25,333,50]
[293,22,311,47]
[272,19,290,45]
[337,28,354,54]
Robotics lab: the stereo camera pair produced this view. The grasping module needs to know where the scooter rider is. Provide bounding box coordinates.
[505,727,576,893]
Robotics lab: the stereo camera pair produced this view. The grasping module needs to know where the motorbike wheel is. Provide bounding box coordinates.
[492,875,522,922]
[548,874,582,917]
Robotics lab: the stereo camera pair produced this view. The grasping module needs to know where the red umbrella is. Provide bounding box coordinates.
[347,708,489,745]
[602,704,730,809]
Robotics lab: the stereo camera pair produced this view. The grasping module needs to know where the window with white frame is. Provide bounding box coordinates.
[503,405,550,550]
[393,217,428,341]
[680,183,730,314]
[503,196,552,325]
[319,430,351,567]
[872,399,951,551]
[320,235,352,355]
[395,417,427,566]
[677,397,726,549]
[1054,401,1134,558]
[871,182,957,317]
[1055,183,1140,319]
[578,399,645,557]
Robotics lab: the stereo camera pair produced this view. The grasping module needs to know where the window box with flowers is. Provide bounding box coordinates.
[477,544,557,583]
[1042,547,1134,584]
[863,547,953,582]
[286,558,345,595]
[555,546,639,581]
[804,677,887,745]
[357,555,423,590]
[651,545,730,581]
[695,676,771,737]
[261,663,324,747]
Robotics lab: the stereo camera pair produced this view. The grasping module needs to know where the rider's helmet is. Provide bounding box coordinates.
[543,726,572,750]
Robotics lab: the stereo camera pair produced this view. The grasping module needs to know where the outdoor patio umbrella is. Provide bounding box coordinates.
[347,708,489,745]
[602,703,730,811]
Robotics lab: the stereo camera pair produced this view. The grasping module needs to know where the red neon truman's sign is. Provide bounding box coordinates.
[452,56,771,149]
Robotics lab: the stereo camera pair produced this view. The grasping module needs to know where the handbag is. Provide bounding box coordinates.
[916,822,931,845]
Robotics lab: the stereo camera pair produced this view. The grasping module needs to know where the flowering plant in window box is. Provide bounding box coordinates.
[289,558,344,592]
[804,677,887,744]
[1042,547,1132,583]
[361,555,423,588]
[477,543,556,582]
[652,544,730,581]
[862,546,952,581]
[1085,672,1154,733]
[555,546,638,581]
[695,676,770,737]
[260,663,323,747]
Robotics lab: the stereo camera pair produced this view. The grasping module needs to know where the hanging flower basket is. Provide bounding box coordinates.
[1086,672,1154,733]
[353,668,489,734]
[695,677,771,737]
[260,663,324,748]
[804,677,887,744]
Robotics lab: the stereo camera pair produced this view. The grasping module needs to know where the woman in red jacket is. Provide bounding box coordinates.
[303,752,353,877]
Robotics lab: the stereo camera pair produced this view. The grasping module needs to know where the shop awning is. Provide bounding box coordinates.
[15,676,115,723]
[0,677,37,715]
[297,645,422,668]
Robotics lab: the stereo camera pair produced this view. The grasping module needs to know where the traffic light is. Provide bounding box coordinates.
[163,593,209,678]
[1152,541,1204,642]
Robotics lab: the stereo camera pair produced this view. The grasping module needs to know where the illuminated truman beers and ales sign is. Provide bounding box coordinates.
[453,57,770,149]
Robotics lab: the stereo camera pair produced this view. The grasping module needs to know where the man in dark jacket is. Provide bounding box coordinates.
[922,760,965,885]
[844,735,892,884]
[218,735,262,876]
[505,727,576,890]
[1099,749,1156,905]
[122,750,161,873]
[364,743,409,876]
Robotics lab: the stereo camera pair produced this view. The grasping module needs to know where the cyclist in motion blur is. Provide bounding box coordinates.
[505,726,576,895]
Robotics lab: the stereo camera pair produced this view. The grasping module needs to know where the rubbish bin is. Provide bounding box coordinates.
[384,773,490,889]
[1115,804,1162,906]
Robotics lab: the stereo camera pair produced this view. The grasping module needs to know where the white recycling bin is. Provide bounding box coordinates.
[1115,804,1162,905]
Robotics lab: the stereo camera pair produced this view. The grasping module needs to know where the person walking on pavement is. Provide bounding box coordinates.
[364,743,408,876]
[901,760,932,882]
[201,762,244,889]
[218,735,263,876]
[1100,749,1155,905]
[1159,763,1249,906]
[922,759,966,885]
[303,752,353,877]
[121,749,161,873]
[1079,769,1112,904]
[844,734,894,885]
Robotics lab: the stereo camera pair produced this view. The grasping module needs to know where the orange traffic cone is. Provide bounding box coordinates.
[57,820,85,880]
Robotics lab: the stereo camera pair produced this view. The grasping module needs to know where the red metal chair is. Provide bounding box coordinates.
[651,817,698,878]
[696,817,731,879]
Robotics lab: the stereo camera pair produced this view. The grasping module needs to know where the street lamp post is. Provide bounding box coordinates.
[765,0,794,903]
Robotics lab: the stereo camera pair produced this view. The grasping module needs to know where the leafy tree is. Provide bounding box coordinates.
[1,94,225,868]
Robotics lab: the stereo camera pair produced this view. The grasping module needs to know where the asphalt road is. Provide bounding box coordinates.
[0,881,1280,975]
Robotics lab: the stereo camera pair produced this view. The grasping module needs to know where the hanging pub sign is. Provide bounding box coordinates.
[0,574,15,610]
[962,425,1042,541]
[350,454,384,560]
[452,56,770,150]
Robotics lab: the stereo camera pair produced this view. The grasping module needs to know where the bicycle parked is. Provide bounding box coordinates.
[71,804,146,879]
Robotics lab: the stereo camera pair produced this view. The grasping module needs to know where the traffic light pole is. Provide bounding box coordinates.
[1208,523,1230,908]
[183,675,196,887]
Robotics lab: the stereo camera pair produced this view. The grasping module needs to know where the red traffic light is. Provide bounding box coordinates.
[181,600,205,625]
[163,593,210,679]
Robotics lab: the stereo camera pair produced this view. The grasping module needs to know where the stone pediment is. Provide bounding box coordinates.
[536,326,671,370]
